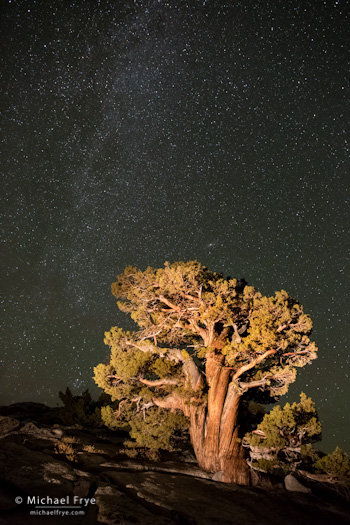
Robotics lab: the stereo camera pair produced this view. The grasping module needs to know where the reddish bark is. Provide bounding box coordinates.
[188,355,251,485]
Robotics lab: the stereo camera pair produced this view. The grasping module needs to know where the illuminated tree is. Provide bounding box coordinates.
[315,447,350,482]
[94,261,318,484]
[244,393,322,472]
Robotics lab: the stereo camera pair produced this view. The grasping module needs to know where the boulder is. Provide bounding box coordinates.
[95,484,171,524]
[51,427,64,438]
[0,442,94,499]
[0,416,20,436]
[212,471,224,482]
[99,459,213,479]
[0,405,349,525]
[77,451,106,469]
[104,470,268,524]
[19,421,61,441]
[284,474,311,493]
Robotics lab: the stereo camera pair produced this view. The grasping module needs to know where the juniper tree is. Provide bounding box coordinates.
[94,261,318,484]
[315,447,350,482]
[244,393,322,471]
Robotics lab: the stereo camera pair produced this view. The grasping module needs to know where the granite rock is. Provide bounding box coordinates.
[285,474,312,493]
[0,403,349,525]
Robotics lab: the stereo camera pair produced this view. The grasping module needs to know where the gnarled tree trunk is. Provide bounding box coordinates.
[189,355,251,485]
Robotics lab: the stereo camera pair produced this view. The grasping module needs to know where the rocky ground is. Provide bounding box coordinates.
[0,402,349,525]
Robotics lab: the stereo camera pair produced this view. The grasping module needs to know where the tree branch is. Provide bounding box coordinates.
[125,340,160,356]
[232,349,277,381]
[180,292,198,301]
[282,350,310,357]
[159,295,181,311]
[138,376,178,387]
[237,377,270,390]
[182,357,203,391]
[152,393,185,412]
[115,399,128,418]
[116,397,141,417]
[189,318,208,343]
[232,323,241,343]
[163,349,182,363]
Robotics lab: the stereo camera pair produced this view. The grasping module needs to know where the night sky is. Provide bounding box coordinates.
[1,0,349,452]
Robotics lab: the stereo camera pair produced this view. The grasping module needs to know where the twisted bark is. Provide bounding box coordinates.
[189,355,251,485]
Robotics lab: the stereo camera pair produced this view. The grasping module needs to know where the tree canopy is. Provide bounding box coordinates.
[94,261,318,484]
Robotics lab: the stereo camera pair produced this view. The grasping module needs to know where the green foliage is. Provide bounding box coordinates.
[300,443,321,467]
[83,445,97,453]
[59,387,103,426]
[94,261,318,453]
[100,405,129,430]
[246,393,321,450]
[314,447,350,481]
[144,448,161,462]
[245,393,323,474]
[129,407,188,451]
[250,457,284,474]
[152,357,174,377]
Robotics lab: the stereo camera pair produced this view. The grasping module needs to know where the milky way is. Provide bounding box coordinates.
[1,0,349,451]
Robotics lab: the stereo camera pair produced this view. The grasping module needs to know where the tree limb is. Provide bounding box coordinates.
[159,295,181,311]
[152,393,184,412]
[115,399,128,418]
[125,340,156,354]
[182,357,204,391]
[282,350,310,357]
[138,376,178,387]
[180,292,198,301]
[189,318,208,343]
[232,349,277,381]
[232,323,242,343]
[237,377,270,390]
[162,348,182,363]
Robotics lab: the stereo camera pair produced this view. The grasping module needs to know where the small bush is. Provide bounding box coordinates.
[82,444,106,454]
[314,447,350,481]
[120,440,161,461]
[54,436,80,462]
[245,393,322,473]
[121,447,138,458]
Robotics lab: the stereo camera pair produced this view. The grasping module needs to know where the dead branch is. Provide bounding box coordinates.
[138,376,178,387]
[232,349,277,381]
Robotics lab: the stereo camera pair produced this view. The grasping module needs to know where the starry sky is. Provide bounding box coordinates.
[1,0,349,452]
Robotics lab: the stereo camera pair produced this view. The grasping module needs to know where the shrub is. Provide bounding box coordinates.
[120,442,161,461]
[54,436,80,462]
[121,447,138,458]
[82,444,106,454]
[314,447,350,481]
[245,393,322,472]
